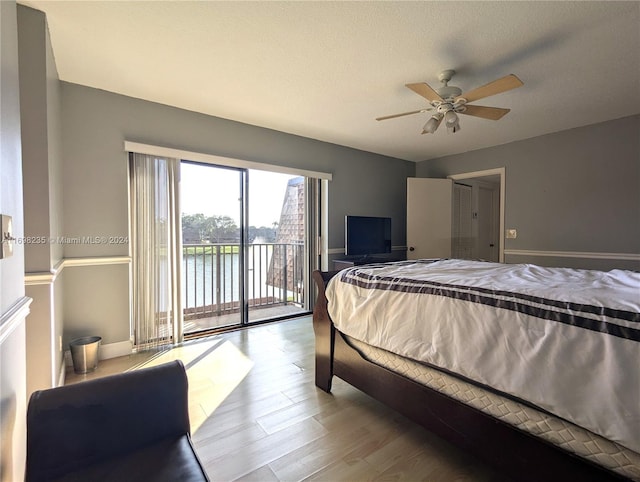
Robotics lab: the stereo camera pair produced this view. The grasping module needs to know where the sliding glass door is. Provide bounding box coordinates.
[246,171,307,323]
[181,162,245,332]
[180,162,310,336]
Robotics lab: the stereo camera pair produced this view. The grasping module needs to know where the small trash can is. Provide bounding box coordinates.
[69,336,101,374]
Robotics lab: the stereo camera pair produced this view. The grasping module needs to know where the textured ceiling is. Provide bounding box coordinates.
[19,1,640,162]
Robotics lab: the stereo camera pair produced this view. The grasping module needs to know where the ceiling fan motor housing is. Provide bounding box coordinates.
[435,85,462,101]
[436,69,462,100]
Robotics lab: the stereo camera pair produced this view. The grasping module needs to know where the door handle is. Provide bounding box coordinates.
[409,247,415,251]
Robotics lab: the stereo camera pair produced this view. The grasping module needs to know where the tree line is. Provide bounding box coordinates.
[182,213,278,244]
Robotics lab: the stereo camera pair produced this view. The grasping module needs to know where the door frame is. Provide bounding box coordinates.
[448,168,505,262]
[125,142,331,334]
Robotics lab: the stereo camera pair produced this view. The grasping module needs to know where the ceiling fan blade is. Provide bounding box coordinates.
[406,82,444,103]
[460,105,511,120]
[455,74,523,103]
[376,109,431,121]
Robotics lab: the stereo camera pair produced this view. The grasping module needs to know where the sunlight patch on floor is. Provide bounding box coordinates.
[136,338,254,432]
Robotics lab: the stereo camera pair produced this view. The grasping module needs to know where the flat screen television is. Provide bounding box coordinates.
[345,215,392,257]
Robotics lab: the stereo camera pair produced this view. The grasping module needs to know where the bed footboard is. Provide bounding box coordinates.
[312,270,338,392]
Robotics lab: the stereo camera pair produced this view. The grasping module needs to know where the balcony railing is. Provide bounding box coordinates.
[182,243,305,323]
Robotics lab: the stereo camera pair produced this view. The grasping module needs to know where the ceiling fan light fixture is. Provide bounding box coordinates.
[422,114,443,134]
[447,122,461,134]
[444,110,459,126]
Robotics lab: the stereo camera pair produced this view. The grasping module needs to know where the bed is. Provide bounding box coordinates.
[312,259,640,481]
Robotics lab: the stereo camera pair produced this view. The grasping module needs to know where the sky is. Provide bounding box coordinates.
[180,163,297,228]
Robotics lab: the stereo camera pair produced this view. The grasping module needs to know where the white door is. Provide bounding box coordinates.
[406,178,452,260]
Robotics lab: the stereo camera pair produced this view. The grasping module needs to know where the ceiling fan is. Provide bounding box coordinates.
[376,70,523,134]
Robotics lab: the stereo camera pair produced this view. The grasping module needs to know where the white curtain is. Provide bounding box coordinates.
[129,153,183,349]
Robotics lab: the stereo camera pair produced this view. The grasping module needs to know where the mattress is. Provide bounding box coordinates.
[345,334,640,481]
[326,259,640,454]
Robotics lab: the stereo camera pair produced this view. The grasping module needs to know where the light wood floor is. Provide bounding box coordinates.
[66,317,508,482]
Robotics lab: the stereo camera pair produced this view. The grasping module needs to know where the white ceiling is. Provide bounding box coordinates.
[20,1,640,162]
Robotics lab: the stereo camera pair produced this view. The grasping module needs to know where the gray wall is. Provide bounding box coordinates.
[18,5,65,393]
[17,5,50,273]
[0,1,28,480]
[60,82,413,346]
[416,115,640,270]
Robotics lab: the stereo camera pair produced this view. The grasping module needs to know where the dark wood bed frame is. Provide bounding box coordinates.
[312,270,630,482]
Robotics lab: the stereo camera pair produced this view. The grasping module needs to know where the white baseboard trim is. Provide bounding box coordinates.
[64,339,133,367]
[58,359,66,387]
[99,339,133,360]
[504,249,640,261]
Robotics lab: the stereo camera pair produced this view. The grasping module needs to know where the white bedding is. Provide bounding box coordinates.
[326,259,640,453]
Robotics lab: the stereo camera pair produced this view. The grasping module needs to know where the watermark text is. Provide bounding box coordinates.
[15,236,128,245]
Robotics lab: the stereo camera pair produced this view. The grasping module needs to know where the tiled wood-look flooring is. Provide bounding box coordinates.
[66,317,506,482]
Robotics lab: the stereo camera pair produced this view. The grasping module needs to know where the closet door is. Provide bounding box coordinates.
[452,183,473,259]
[478,185,500,262]
[406,178,452,260]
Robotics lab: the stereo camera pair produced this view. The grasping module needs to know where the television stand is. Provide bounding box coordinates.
[333,257,390,270]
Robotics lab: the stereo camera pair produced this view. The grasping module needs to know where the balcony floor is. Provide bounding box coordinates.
[184,304,309,335]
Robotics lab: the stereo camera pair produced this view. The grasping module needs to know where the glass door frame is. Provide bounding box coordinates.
[180,161,317,337]
[124,141,331,336]
[180,160,248,333]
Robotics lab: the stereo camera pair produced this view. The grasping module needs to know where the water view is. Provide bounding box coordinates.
[180,163,307,331]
